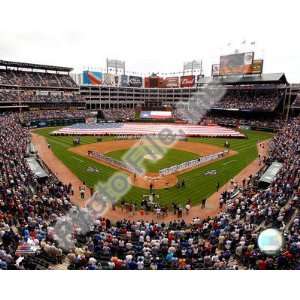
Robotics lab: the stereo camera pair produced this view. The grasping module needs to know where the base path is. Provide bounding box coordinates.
[31,131,269,222]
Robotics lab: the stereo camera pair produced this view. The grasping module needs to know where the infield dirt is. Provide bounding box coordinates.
[31,132,269,222]
[69,139,236,189]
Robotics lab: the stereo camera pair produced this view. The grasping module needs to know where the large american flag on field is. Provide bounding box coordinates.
[52,123,245,138]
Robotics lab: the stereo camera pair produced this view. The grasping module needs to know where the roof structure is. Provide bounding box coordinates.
[0,60,73,72]
[198,73,288,86]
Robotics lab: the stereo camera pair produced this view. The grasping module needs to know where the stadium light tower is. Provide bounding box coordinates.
[106,59,126,75]
[286,86,292,122]
[183,60,203,76]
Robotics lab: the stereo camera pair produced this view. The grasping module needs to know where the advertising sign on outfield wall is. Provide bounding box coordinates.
[164,77,179,88]
[129,76,143,87]
[211,64,220,77]
[119,74,129,87]
[82,71,103,85]
[219,52,254,75]
[103,73,115,86]
[249,59,264,75]
[180,75,195,88]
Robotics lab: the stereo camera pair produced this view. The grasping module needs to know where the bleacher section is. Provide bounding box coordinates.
[292,94,300,109]
[0,69,77,88]
[212,90,283,112]
[0,60,82,107]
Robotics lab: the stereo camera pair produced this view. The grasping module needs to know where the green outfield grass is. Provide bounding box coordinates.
[106,147,199,173]
[35,128,272,207]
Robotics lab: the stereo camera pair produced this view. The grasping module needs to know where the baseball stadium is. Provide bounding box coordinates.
[0,48,300,272]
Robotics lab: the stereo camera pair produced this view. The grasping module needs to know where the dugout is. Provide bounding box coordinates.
[258,162,283,189]
[25,157,48,181]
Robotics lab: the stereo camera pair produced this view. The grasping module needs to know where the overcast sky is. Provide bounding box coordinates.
[0,0,299,81]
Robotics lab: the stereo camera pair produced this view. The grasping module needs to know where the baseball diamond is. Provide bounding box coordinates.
[1,25,299,275]
[33,127,270,207]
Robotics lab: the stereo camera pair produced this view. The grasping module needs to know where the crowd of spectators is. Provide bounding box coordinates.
[64,117,300,270]
[1,112,300,270]
[212,90,281,111]
[0,89,82,103]
[0,114,74,269]
[174,110,281,131]
[101,109,135,121]
[209,116,282,130]
[0,68,81,104]
[0,89,18,102]
[0,69,77,88]
[20,110,88,122]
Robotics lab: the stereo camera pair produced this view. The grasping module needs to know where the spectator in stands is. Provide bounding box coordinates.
[101,109,135,121]
[212,90,281,112]
[1,112,300,270]
[0,68,81,103]
[0,114,73,269]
